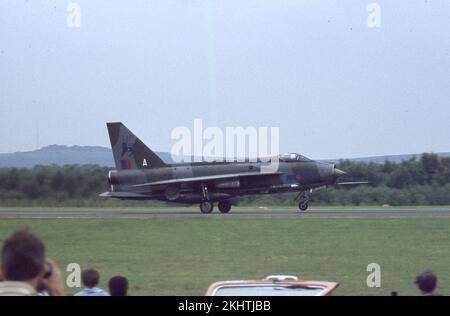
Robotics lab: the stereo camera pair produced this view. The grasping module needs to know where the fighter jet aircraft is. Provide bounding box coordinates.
[100,122,365,213]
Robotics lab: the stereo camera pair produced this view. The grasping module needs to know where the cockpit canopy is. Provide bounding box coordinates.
[279,153,311,162]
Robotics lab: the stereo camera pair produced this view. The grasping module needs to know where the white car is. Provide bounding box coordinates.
[205,275,339,296]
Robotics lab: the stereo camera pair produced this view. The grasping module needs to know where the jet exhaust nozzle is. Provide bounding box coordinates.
[334,168,346,179]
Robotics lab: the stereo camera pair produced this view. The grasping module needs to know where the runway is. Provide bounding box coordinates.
[0,207,450,218]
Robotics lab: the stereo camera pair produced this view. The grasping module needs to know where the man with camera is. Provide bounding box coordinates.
[0,228,65,296]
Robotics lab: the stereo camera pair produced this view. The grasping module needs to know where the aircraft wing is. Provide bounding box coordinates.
[99,191,150,198]
[335,181,369,185]
[131,171,283,188]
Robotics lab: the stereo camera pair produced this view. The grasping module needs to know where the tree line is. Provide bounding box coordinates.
[0,153,449,206]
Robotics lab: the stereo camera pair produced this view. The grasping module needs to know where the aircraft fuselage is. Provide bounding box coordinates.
[107,160,340,204]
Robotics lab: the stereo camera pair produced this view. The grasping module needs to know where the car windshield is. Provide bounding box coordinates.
[279,153,311,162]
[213,285,326,296]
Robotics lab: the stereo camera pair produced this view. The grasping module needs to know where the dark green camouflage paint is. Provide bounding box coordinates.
[103,122,342,204]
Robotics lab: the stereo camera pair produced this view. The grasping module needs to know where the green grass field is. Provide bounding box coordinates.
[0,216,449,296]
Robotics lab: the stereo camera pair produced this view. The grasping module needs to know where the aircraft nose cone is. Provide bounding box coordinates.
[334,168,346,179]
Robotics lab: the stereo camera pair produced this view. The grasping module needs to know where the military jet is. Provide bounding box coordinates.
[100,122,365,213]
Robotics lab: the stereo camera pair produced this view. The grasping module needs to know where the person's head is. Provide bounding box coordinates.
[415,270,437,295]
[1,228,46,285]
[108,276,128,296]
[81,269,100,288]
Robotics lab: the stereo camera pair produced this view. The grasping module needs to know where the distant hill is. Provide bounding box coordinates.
[0,145,174,168]
[322,152,450,164]
[0,145,449,168]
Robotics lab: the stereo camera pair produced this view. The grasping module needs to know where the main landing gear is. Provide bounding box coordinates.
[199,183,213,214]
[200,201,214,214]
[199,200,232,214]
[199,183,232,214]
[218,200,232,214]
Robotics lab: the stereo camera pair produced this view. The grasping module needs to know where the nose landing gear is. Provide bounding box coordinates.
[295,190,311,212]
[298,201,309,211]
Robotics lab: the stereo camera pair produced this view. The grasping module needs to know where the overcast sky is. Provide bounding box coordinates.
[1,0,449,159]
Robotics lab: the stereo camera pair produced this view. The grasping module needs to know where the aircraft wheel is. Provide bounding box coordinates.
[200,201,214,214]
[298,201,309,211]
[218,200,232,214]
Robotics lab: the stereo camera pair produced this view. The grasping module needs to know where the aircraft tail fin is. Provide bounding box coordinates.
[106,122,167,170]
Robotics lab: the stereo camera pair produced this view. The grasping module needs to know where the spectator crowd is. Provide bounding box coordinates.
[0,228,128,296]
